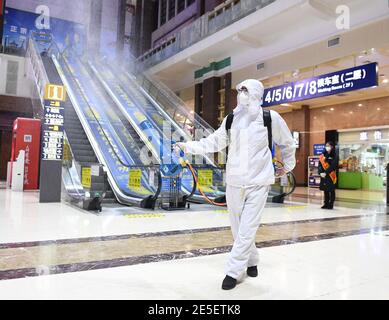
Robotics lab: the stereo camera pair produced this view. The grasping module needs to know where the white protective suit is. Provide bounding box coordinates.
[182,79,296,279]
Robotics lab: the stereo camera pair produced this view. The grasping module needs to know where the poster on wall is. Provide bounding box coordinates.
[2,7,86,56]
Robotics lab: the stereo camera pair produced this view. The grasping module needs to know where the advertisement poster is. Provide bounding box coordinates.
[2,7,86,56]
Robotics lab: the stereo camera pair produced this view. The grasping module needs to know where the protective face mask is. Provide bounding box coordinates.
[238,92,250,106]
[326,147,332,152]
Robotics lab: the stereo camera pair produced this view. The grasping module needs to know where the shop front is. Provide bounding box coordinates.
[264,49,389,203]
[338,127,388,193]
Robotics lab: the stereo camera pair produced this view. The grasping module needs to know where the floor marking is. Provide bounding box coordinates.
[285,205,308,211]
[213,209,228,214]
[124,213,165,219]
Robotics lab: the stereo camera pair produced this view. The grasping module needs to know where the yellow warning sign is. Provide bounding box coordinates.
[82,167,92,189]
[44,84,67,102]
[128,169,142,190]
[134,111,147,123]
[198,169,213,188]
[63,141,71,162]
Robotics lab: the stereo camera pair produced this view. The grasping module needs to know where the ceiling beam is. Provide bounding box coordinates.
[186,57,204,67]
[303,0,337,21]
[232,33,262,49]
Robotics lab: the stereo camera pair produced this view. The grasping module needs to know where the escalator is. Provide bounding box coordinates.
[40,54,116,204]
[88,58,226,203]
[30,34,294,209]
[29,37,163,209]
[90,58,295,204]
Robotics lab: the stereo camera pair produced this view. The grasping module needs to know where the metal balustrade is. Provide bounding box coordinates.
[136,0,276,70]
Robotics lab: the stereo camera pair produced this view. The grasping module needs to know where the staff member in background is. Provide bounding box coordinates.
[319,141,338,210]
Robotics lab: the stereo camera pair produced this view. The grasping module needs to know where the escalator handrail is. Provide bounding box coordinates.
[89,58,204,200]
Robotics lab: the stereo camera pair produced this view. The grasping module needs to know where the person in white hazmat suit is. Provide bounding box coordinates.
[175,79,296,290]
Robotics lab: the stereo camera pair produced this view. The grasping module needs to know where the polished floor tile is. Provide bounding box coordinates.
[1,189,388,299]
[0,234,388,300]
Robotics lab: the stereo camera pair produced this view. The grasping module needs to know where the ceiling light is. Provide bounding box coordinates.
[330,108,334,111]
[383,79,389,84]
[281,103,291,107]
[358,104,363,107]
[377,108,381,111]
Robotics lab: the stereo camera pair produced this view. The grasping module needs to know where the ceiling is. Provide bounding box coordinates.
[150,0,389,91]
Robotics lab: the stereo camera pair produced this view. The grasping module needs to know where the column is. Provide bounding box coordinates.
[202,77,221,129]
[291,105,310,185]
[166,0,169,22]
[194,83,203,116]
[116,0,127,57]
[158,0,162,27]
[224,72,232,115]
[88,0,103,53]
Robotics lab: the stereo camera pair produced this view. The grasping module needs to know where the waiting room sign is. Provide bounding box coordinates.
[262,62,378,107]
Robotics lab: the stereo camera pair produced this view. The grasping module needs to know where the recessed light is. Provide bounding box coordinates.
[358,104,363,107]
[377,108,381,111]
[383,79,389,84]
[330,108,335,111]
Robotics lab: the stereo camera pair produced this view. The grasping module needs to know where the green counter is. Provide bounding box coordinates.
[362,173,385,191]
[338,172,385,190]
[338,172,362,189]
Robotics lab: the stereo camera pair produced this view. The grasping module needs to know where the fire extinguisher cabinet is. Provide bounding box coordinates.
[10,118,41,190]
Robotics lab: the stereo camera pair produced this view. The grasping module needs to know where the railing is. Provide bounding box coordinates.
[138,73,214,136]
[136,0,276,70]
[135,72,228,167]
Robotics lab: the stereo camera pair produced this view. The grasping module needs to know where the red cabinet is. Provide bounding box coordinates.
[11,118,41,190]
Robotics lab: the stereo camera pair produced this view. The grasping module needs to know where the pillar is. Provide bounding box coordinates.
[89,0,103,54]
[202,77,220,129]
[116,0,126,57]
[291,105,310,186]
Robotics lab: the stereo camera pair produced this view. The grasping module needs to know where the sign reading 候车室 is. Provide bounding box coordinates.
[262,63,378,107]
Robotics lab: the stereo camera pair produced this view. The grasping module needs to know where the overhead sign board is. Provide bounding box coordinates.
[263,63,378,107]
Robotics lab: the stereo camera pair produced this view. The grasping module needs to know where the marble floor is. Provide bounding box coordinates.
[0,188,388,300]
